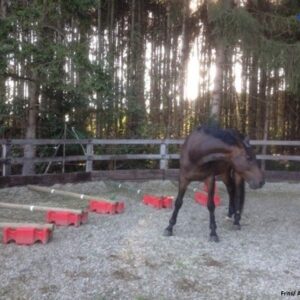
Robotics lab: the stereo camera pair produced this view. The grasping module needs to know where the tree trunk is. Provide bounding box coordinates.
[163,1,172,138]
[0,0,6,18]
[178,0,189,136]
[210,0,234,125]
[0,0,7,137]
[96,0,103,137]
[22,71,39,175]
[126,0,146,137]
[258,68,267,138]
[261,71,271,172]
[240,53,248,133]
[248,54,258,138]
[211,40,225,123]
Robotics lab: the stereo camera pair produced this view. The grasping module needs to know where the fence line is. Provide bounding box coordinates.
[1,139,300,146]
[0,139,299,176]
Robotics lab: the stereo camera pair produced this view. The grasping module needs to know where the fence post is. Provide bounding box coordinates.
[86,141,94,172]
[261,139,267,172]
[160,141,168,170]
[2,140,11,176]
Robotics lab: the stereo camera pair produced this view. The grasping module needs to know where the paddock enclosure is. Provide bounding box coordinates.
[0,180,299,300]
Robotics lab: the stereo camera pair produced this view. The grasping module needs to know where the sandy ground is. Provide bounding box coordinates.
[0,180,299,300]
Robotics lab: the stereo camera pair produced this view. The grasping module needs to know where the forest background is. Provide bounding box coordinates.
[0,0,300,174]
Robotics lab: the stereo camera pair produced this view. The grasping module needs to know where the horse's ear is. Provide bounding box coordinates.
[244,136,250,143]
[243,136,251,148]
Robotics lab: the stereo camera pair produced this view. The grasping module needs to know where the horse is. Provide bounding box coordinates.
[164,125,265,242]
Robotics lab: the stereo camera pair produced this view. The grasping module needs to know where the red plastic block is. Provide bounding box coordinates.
[143,194,173,209]
[194,192,221,207]
[143,194,162,208]
[45,210,88,226]
[116,202,125,213]
[161,196,173,208]
[88,200,125,214]
[3,227,52,245]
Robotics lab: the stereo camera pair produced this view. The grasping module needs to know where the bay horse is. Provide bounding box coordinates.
[164,125,265,242]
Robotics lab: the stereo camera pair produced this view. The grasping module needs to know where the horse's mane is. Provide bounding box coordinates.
[197,125,245,146]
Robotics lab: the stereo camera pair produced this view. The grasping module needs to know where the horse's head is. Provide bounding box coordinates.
[231,137,265,189]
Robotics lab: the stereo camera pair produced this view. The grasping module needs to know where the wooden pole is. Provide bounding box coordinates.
[62,122,67,173]
[2,140,11,176]
[27,185,115,203]
[85,142,93,172]
[0,222,55,230]
[44,144,61,174]
[0,202,84,214]
[159,142,168,170]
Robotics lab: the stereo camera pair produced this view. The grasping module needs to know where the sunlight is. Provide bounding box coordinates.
[189,0,198,13]
[185,42,216,101]
[185,44,200,101]
[185,43,243,101]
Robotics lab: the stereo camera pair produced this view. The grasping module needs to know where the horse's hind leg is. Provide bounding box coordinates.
[163,176,189,237]
[206,175,219,242]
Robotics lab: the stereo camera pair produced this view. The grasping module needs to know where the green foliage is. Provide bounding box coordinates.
[90,65,111,93]
[208,4,261,46]
[208,2,300,94]
[0,19,17,73]
[62,0,97,17]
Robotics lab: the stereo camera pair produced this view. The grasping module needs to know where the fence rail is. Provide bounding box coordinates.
[1,139,299,177]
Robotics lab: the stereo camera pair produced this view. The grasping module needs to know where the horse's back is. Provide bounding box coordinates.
[182,126,235,164]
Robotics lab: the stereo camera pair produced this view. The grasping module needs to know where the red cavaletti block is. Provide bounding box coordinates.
[143,194,162,208]
[3,227,52,245]
[194,192,221,207]
[162,196,173,208]
[116,202,125,213]
[89,200,125,214]
[143,195,173,209]
[45,211,88,226]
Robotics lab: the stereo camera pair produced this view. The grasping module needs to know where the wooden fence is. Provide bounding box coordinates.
[1,139,300,177]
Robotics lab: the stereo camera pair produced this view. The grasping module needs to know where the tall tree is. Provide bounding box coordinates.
[209,0,235,124]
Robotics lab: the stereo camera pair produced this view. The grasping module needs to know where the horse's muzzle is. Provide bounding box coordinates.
[249,179,265,189]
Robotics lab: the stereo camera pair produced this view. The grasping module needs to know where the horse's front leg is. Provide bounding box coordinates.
[206,175,219,242]
[233,173,245,230]
[221,170,235,219]
[163,176,189,236]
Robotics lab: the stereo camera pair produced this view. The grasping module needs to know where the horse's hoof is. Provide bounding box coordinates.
[209,235,219,242]
[225,216,233,221]
[232,224,241,230]
[163,228,173,237]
